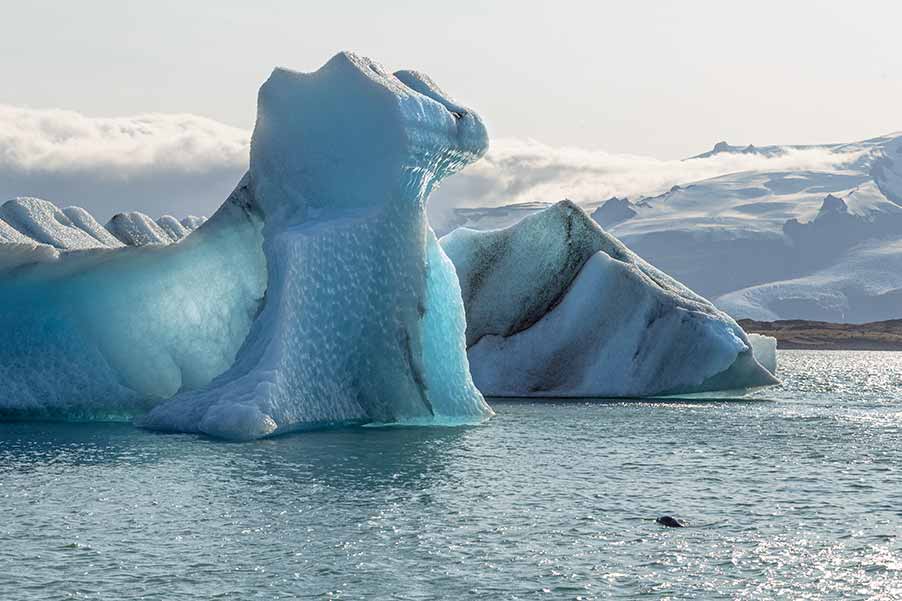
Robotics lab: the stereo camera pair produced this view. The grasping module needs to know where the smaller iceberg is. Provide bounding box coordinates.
[747,333,777,376]
[441,201,779,397]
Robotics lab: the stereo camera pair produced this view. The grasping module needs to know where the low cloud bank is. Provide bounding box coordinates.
[0,105,249,219]
[429,138,866,226]
[0,105,865,223]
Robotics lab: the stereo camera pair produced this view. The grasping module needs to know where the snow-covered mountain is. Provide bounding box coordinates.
[442,132,902,323]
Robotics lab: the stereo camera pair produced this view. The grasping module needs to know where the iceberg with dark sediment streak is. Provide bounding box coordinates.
[441,201,778,397]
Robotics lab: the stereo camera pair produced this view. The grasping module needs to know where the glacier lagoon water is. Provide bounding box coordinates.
[1,350,900,600]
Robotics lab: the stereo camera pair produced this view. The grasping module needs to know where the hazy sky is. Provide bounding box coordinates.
[4,0,901,159]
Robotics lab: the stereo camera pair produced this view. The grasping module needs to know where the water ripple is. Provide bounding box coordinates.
[1,350,901,599]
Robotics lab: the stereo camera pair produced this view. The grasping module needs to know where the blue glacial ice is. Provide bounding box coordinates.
[0,52,493,438]
[0,51,777,439]
[441,201,779,397]
[140,54,493,439]
[0,191,266,417]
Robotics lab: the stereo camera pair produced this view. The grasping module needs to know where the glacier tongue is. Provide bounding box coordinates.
[139,52,492,439]
[442,201,779,397]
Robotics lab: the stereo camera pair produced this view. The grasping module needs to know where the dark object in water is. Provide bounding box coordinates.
[656,516,685,528]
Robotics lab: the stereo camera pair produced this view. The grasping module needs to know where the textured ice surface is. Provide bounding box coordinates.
[62,206,125,248]
[0,214,33,244]
[106,211,175,246]
[0,197,107,250]
[0,198,204,251]
[442,201,778,397]
[156,215,191,241]
[181,215,207,230]
[140,52,492,439]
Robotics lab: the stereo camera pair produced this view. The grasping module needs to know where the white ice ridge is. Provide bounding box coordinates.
[441,201,779,397]
[156,215,191,241]
[0,197,206,251]
[0,52,492,439]
[747,334,778,376]
[106,211,176,246]
[0,197,108,250]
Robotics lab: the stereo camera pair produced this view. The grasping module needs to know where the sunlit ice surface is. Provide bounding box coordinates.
[1,349,900,599]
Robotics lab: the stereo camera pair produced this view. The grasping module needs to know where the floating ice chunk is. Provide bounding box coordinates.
[0,197,108,250]
[106,211,174,246]
[156,215,191,241]
[748,333,777,375]
[62,206,124,248]
[141,52,492,440]
[442,201,779,397]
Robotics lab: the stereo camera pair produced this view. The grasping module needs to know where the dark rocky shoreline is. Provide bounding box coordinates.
[739,319,902,351]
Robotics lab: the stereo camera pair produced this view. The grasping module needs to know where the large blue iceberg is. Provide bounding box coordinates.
[0,52,492,438]
[0,52,777,440]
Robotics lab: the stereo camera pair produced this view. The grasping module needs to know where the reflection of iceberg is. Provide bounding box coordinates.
[0,52,492,439]
[441,201,779,397]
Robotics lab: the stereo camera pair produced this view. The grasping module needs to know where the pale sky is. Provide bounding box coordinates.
[3,0,901,159]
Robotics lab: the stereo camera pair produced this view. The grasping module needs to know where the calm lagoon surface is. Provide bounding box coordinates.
[1,350,901,600]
